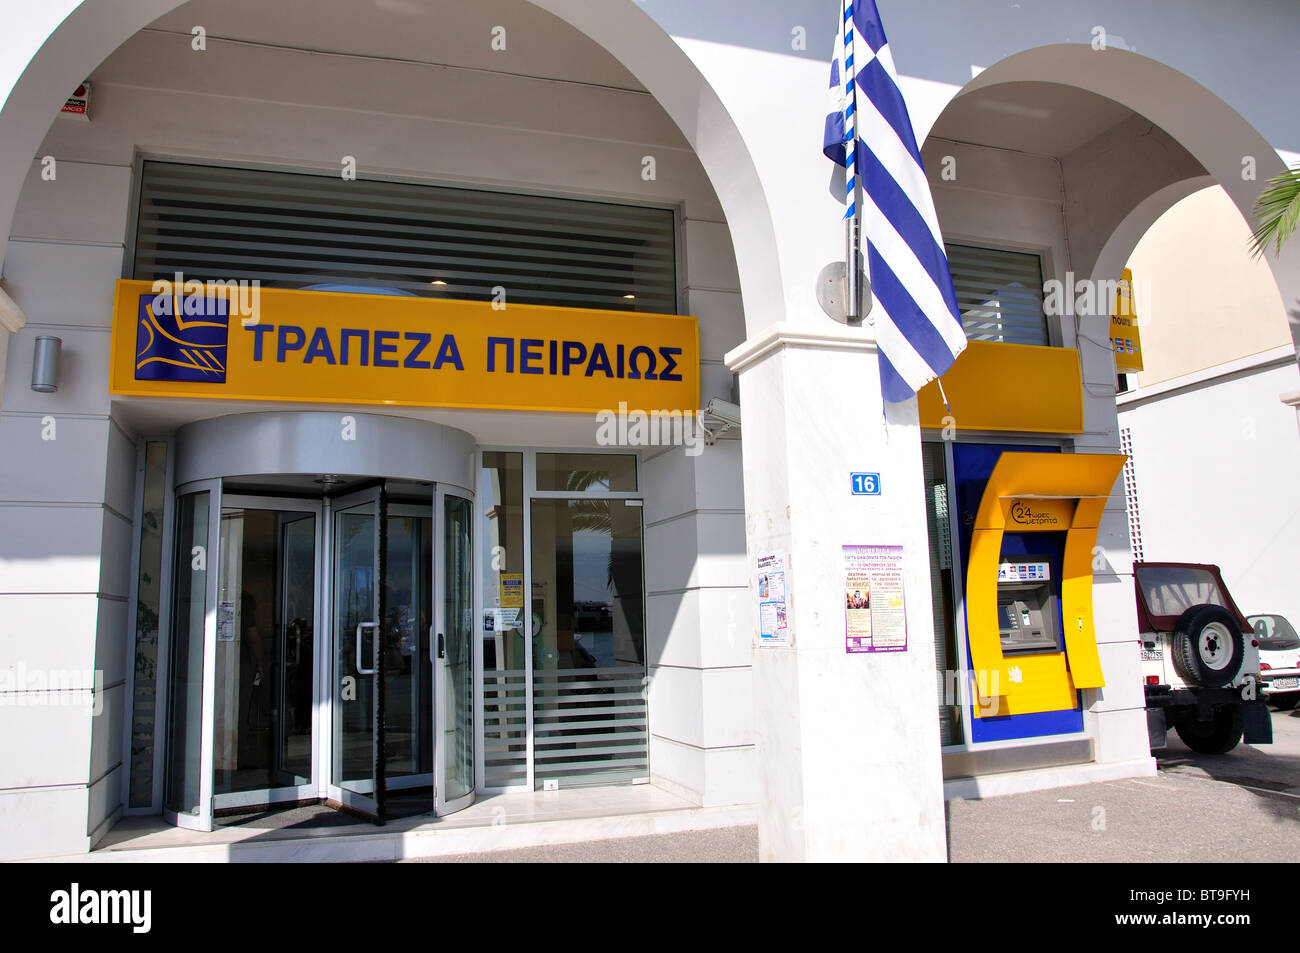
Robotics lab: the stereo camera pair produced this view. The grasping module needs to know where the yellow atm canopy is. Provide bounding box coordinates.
[917,340,1084,434]
[966,452,1127,717]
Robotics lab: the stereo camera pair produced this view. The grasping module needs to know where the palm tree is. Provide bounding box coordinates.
[1249,166,1300,259]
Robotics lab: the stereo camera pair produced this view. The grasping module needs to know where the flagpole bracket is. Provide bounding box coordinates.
[816,258,871,326]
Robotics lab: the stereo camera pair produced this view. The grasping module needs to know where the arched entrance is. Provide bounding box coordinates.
[0,0,784,341]
[0,0,768,852]
[922,44,1300,355]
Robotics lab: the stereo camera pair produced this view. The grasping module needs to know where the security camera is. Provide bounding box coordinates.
[705,398,741,427]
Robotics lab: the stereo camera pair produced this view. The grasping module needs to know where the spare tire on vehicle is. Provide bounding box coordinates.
[1171,605,1246,688]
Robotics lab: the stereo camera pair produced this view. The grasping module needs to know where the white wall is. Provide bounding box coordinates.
[1125,185,1293,386]
[0,165,134,855]
[1119,355,1300,627]
[642,438,752,805]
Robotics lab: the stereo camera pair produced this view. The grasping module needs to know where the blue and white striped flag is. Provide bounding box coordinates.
[823,0,967,403]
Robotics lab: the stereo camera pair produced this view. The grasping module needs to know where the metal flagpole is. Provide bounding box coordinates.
[843,0,861,322]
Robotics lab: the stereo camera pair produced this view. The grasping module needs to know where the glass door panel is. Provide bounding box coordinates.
[436,488,475,814]
[529,498,647,789]
[383,505,434,805]
[162,489,213,829]
[277,513,316,785]
[478,453,527,790]
[212,500,319,807]
[330,486,384,822]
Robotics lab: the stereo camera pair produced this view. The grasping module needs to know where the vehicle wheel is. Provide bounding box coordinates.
[1270,692,1300,711]
[1171,605,1246,688]
[1174,706,1244,754]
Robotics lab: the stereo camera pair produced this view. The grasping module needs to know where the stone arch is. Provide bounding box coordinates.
[928,43,1300,352]
[0,0,784,334]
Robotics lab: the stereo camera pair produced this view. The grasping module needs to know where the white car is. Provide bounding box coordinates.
[1248,613,1300,711]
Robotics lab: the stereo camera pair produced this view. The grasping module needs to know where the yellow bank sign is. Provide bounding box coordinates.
[109,280,700,414]
[1110,267,1143,373]
[1003,497,1075,531]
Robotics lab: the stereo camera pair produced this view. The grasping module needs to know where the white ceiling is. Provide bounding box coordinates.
[929,81,1140,157]
[149,0,645,91]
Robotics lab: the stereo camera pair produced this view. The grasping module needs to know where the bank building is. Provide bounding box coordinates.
[0,0,1296,862]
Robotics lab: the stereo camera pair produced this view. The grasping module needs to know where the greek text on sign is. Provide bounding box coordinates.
[109,280,699,414]
[756,551,790,646]
[1003,497,1073,530]
[843,544,907,654]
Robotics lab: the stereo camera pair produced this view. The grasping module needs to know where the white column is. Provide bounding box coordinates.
[727,324,947,862]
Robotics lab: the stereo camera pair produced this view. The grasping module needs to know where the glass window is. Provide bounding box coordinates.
[385,510,434,784]
[129,441,167,808]
[133,161,677,314]
[530,498,646,788]
[1135,565,1228,618]
[441,494,474,803]
[479,453,526,788]
[1249,614,1300,651]
[163,491,209,816]
[536,453,637,492]
[945,243,1049,346]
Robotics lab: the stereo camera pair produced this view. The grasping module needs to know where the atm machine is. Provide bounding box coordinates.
[996,556,1060,653]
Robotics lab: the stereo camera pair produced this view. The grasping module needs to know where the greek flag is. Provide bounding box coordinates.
[823,0,966,403]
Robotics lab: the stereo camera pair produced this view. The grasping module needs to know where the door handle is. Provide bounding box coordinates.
[356,621,378,675]
[437,632,445,660]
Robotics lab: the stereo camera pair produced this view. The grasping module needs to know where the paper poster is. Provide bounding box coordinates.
[756,550,790,646]
[485,607,523,633]
[217,600,236,642]
[843,544,907,653]
[500,573,524,608]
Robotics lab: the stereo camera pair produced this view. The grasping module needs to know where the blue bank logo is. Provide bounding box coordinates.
[134,292,229,383]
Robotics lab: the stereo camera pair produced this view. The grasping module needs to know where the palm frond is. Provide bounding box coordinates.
[1249,166,1300,259]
